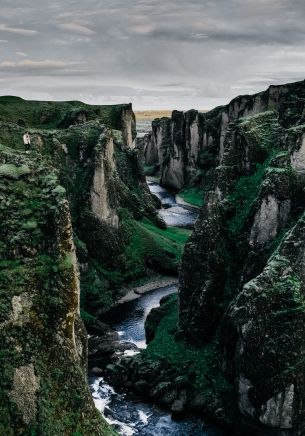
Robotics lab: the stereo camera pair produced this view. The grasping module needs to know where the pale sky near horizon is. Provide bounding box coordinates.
[0,0,305,110]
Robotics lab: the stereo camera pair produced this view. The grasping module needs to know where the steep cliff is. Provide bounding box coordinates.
[144,80,305,193]
[99,82,305,435]
[0,96,182,434]
[0,97,179,322]
[0,144,114,435]
[177,80,305,434]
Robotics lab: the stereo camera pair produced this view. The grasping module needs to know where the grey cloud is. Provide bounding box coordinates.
[0,60,83,73]
[57,22,96,35]
[0,23,38,35]
[0,0,304,109]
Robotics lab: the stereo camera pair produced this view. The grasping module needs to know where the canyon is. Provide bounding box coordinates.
[141,80,305,435]
[2,80,305,435]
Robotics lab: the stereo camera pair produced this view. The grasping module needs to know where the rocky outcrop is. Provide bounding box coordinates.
[120,103,136,149]
[105,355,214,416]
[144,117,171,171]
[176,80,305,434]
[0,145,113,435]
[223,213,305,434]
[90,131,119,228]
[160,111,186,190]
[144,80,305,192]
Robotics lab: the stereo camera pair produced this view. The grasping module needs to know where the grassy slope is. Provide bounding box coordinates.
[0,96,126,130]
[143,295,230,398]
[117,214,190,282]
[179,187,203,207]
[80,212,192,320]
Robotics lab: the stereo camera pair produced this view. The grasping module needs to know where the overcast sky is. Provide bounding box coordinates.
[0,0,305,110]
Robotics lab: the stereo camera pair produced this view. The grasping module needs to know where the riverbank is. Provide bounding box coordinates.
[117,276,178,303]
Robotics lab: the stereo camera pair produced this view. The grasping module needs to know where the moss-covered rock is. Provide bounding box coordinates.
[0,97,178,323]
[223,213,305,434]
[105,295,232,420]
[175,81,305,434]
[0,145,114,435]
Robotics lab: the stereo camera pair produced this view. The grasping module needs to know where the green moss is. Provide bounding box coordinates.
[227,111,281,236]
[0,163,31,179]
[22,220,38,230]
[0,145,114,435]
[143,165,157,177]
[80,260,114,317]
[227,161,270,235]
[198,148,216,170]
[52,185,66,196]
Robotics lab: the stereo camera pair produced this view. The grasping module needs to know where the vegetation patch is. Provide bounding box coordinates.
[179,187,203,207]
[119,212,191,281]
[79,211,191,318]
[0,163,31,179]
[143,295,231,397]
[0,145,113,434]
[0,96,128,131]
[227,111,280,236]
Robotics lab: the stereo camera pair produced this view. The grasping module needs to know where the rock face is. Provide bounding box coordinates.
[90,131,119,227]
[120,103,136,148]
[177,80,305,434]
[0,145,113,435]
[144,80,305,192]
[0,97,158,434]
[223,214,305,433]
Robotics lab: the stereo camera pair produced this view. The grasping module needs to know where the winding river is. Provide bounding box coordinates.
[88,179,225,435]
[147,178,199,228]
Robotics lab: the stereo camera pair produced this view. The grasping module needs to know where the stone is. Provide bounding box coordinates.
[90,367,104,376]
[159,389,178,406]
[134,380,150,394]
[9,364,40,425]
[171,399,185,414]
[173,80,305,435]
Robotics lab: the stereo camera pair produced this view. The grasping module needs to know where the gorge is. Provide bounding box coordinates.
[2,79,305,436]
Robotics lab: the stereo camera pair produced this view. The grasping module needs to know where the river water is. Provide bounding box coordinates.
[88,123,222,435]
[147,179,199,228]
[89,283,224,435]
